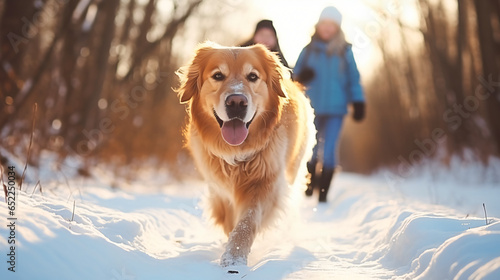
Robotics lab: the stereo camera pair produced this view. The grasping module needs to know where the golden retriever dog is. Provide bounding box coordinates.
[177,42,314,267]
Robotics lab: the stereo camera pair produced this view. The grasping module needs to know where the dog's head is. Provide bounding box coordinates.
[177,42,288,147]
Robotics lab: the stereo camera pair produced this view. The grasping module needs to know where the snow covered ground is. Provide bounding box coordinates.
[1,156,500,280]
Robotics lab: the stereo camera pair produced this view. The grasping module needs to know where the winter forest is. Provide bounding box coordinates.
[1,0,500,279]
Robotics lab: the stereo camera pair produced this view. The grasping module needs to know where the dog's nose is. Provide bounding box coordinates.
[225,94,248,120]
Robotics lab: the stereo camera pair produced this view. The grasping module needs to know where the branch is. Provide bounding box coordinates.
[122,0,203,81]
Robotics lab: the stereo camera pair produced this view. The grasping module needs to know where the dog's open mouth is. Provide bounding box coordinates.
[214,111,255,146]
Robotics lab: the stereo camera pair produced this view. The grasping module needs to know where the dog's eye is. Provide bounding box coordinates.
[212,72,225,81]
[247,73,259,82]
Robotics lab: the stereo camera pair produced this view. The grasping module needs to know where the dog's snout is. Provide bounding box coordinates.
[225,94,248,120]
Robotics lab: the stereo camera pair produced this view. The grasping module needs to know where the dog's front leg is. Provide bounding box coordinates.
[220,206,260,267]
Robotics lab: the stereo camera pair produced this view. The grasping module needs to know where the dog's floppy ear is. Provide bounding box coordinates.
[176,42,216,103]
[176,63,199,104]
[252,44,288,99]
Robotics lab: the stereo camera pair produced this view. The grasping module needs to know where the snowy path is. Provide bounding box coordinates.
[1,169,500,280]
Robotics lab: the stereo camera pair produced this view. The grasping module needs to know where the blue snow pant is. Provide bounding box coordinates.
[310,115,344,169]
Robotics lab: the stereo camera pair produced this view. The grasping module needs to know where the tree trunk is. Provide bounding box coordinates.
[80,0,120,136]
[474,0,500,154]
[0,1,37,130]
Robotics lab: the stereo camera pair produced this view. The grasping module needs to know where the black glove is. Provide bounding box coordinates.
[352,102,365,122]
[295,67,315,85]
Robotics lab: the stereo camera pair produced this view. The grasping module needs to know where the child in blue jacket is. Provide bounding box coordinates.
[294,6,365,202]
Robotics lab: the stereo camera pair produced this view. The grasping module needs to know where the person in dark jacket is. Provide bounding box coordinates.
[294,6,366,202]
[241,19,289,68]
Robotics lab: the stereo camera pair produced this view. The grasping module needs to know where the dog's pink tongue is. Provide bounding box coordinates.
[221,119,248,146]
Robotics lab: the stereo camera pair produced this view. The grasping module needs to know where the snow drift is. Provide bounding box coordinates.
[1,157,499,279]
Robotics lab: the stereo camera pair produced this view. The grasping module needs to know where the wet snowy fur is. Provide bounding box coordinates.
[177,42,315,266]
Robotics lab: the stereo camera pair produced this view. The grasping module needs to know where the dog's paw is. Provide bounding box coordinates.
[220,251,247,267]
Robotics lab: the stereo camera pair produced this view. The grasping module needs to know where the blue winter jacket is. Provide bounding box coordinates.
[294,40,365,116]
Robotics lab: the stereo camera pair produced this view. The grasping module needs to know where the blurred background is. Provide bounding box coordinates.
[1,0,499,179]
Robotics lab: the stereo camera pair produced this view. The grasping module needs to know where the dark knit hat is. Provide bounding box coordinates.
[254,20,277,36]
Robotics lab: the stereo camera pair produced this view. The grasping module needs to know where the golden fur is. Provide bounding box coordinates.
[177,42,314,266]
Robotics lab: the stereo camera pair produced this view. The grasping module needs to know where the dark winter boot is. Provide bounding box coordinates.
[318,168,335,203]
[305,162,317,196]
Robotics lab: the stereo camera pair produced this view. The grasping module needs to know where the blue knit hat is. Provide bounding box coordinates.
[319,6,342,26]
